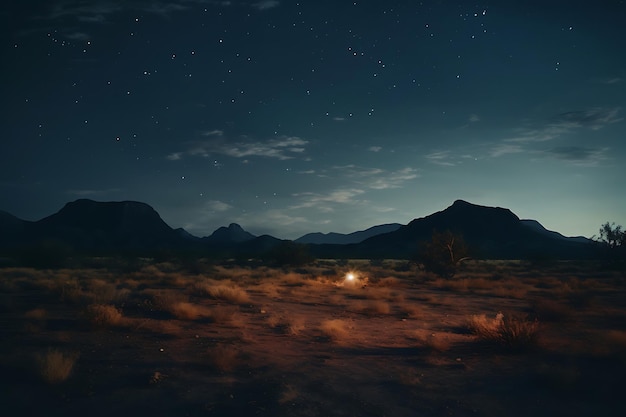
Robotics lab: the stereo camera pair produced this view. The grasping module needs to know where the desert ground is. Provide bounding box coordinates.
[1,258,625,416]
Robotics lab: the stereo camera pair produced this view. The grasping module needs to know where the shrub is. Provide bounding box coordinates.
[169,302,211,320]
[320,319,350,341]
[197,283,250,304]
[38,349,78,384]
[466,312,539,350]
[415,230,470,278]
[86,304,125,327]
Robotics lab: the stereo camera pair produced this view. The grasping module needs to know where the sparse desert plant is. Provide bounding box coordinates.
[194,281,251,304]
[287,315,306,335]
[466,312,539,349]
[279,384,300,404]
[466,313,503,340]
[410,329,450,352]
[38,349,79,384]
[320,319,351,341]
[146,289,187,312]
[497,314,540,348]
[169,301,212,320]
[86,304,126,327]
[415,229,470,278]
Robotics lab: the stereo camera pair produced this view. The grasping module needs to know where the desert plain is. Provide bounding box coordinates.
[1,258,625,416]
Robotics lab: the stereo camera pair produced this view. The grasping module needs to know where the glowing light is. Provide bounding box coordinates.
[346,272,356,281]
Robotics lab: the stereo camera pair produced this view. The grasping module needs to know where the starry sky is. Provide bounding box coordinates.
[2,0,625,240]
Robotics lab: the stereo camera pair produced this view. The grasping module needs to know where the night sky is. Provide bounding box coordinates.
[2,1,625,240]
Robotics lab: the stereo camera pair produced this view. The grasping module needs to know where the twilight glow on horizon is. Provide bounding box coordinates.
[2,1,625,240]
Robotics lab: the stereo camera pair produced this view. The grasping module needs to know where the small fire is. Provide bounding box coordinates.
[345,272,356,281]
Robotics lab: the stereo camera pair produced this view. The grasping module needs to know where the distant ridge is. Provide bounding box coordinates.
[295,223,402,244]
[203,223,256,243]
[310,200,596,260]
[0,198,597,260]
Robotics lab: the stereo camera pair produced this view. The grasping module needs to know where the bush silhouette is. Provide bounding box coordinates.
[415,230,470,278]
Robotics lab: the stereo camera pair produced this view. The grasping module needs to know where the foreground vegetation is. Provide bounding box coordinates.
[0,259,624,416]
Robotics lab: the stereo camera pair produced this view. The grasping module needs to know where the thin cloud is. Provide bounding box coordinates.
[252,1,280,10]
[469,114,480,123]
[553,108,622,130]
[505,107,622,144]
[328,165,418,190]
[367,168,419,190]
[42,1,232,24]
[205,200,232,212]
[291,188,366,210]
[489,144,524,157]
[171,136,308,161]
[167,152,183,161]
[201,129,224,137]
[64,32,91,41]
[66,188,121,197]
[542,146,609,167]
[368,146,382,152]
[425,151,456,166]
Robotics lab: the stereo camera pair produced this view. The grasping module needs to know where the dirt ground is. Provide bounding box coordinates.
[1,259,625,417]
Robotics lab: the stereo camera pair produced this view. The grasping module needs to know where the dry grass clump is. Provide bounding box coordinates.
[320,319,351,342]
[144,289,187,312]
[86,304,126,327]
[169,301,212,320]
[287,315,306,335]
[466,312,539,349]
[86,279,131,304]
[37,349,79,384]
[208,344,239,371]
[267,312,306,335]
[255,281,282,298]
[193,280,251,304]
[409,329,451,352]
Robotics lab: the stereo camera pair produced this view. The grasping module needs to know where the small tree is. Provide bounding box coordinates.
[593,222,625,268]
[595,222,625,249]
[416,230,470,278]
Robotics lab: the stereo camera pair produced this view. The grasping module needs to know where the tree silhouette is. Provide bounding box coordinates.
[416,230,470,278]
[594,222,625,268]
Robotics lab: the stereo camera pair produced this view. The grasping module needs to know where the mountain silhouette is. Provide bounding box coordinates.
[295,223,402,244]
[34,199,188,250]
[203,223,256,243]
[310,200,595,259]
[0,198,597,260]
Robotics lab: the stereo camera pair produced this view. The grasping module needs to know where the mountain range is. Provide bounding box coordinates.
[0,198,597,260]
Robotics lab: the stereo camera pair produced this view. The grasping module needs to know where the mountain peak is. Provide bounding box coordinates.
[452,199,472,207]
[205,223,255,243]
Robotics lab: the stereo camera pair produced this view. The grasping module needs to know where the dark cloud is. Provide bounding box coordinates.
[543,146,608,166]
[553,108,622,130]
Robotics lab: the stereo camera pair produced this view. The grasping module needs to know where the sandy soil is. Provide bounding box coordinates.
[1,259,625,417]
